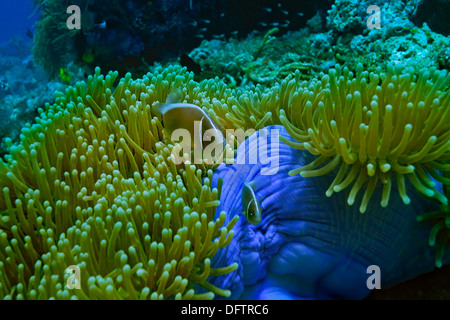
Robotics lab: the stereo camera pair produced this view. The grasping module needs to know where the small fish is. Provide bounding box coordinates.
[0,80,8,90]
[297,12,304,17]
[82,50,95,63]
[278,2,281,7]
[212,34,225,39]
[200,19,211,24]
[97,17,123,29]
[258,22,268,27]
[0,80,10,99]
[189,20,198,27]
[230,30,239,36]
[26,28,33,39]
[241,182,262,225]
[59,68,71,84]
[270,22,279,27]
[220,13,225,18]
[199,27,208,32]
[281,10,289,15]
[195,34,205,38]
[94,20,107,29]
[264,7,272,12]
[281,19,290,27]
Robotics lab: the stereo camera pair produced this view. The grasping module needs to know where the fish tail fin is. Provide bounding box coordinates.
[153,87,183,115]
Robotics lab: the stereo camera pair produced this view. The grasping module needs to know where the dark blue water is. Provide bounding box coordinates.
[0,1,38,44]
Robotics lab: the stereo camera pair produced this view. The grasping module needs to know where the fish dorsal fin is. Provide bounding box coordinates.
[244,181,255,194]
[166,87,183,104]
[152,88,184,116]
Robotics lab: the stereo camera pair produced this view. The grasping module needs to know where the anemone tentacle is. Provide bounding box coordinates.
[0,66,237,300]
[276,64,450,214]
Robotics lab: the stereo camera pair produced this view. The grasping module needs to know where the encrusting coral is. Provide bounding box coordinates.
[0,66,238,299]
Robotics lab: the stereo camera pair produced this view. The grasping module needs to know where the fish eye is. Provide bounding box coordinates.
[248,210,254,217]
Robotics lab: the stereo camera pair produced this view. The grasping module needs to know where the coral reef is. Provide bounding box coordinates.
[189,27,333,88]
[0,39,86,157]
[335,19,450,72]
[188,0,450,90]
[31,0,331,77]
[0,40,62,156]
[327,0,450,71]
[32,0,79,77]
[326,0,414,34]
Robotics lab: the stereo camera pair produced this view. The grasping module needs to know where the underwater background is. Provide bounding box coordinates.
[0,1,36,43]
[0,0,449,300]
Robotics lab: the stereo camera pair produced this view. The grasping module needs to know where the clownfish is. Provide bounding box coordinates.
[241,181,262,225]
[152,88,225,162]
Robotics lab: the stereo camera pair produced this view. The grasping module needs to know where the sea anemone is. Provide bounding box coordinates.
[198,62,450,266]
[277,63,450,214]
[1,61,449,299]
[0,66,237,300]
